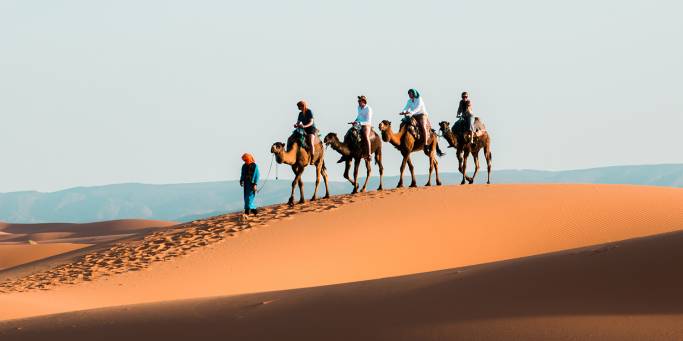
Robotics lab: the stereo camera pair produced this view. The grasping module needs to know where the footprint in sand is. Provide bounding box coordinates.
[0,191,385,293]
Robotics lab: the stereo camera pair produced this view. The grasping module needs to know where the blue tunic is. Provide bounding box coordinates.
[240,163,260,210]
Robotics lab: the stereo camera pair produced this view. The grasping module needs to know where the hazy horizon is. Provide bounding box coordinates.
[2,0,682,192]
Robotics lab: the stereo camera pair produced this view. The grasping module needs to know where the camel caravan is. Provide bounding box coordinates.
[269,90,492,206]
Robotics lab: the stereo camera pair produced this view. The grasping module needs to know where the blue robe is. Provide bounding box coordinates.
[240,163,260,210]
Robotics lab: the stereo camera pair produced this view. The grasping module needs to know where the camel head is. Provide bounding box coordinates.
[438,121,457,148]
[323,132,339,146]
[378,120,392,142]
[438,121,451,132]
[270,142,286,163]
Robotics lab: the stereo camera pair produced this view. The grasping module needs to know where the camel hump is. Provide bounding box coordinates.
[473,117,486,132]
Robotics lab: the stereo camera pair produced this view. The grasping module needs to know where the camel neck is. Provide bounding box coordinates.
[330,138,352,157]
[277,143,299,165]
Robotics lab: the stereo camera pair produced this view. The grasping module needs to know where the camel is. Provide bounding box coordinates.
[438,119,492,184]
[323,128,384,194]
[378,118,444,188]
[270,132,330,205]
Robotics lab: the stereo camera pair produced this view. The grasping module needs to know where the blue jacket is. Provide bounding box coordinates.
[240,163,260,186]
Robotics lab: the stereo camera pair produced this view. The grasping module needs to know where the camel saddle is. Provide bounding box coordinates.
[454,116,487,137]
[400,115,434,145]
[344,125,364,149]
[288,128,321,152]
[336,125,375,163]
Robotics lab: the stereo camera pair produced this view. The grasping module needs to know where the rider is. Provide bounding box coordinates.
[294,100,317,164]
[401,88,430,145]
[457,91,475,143]
[350,95,373,161]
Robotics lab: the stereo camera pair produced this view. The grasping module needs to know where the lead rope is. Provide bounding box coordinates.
[256,154,276,193]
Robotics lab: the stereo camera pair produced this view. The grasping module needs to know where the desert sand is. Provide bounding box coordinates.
[0,184,682,340]
[0,220,177,275]
[0,244,91,272]
[0,219,178,244]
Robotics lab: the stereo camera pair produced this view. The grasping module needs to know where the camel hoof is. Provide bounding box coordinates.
[288,198,295,206]
[298,199,305,204]
[409,183,417,188]
[396,183,404,188]
[424,183,431,187]
[360,188,367,193]
[310,197,317,202]
[436,181,442,186]
[487,181,491,185]
[377,186,383,191]
[323,194,330,199]
[460,180,466,185]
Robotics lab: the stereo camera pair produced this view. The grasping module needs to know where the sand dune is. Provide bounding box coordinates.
[0,184,682,339]
[0,219,178,275]
[0,219,177,243]
[0,244,91,272]
[3,229,683,340]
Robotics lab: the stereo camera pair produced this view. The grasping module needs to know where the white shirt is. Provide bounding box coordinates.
[355,105,373,126]
[402,97,428,116]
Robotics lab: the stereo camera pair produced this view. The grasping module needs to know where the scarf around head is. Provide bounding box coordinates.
[409,88,420,99]
[242,153,255,165]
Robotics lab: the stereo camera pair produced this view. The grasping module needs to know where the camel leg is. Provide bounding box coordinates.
[425,154,434,187]
[343,160,353,185]
[351,158,361,194]
[457,146,464,174]
[360,157,371,192]
[461,149,470,185]
[311,163,321,201]
[298,174,305,204]
[289,166,301,206]
[407,157,417,188]
[376,151,384,191]
[485,145,492,184]
[321,161,330,199]
[434,154,442,186]
[470,149,480,185]
[397,155,408,188]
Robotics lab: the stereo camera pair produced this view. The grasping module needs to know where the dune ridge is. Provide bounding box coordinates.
[0,184,682,336]
[0,192,367,292]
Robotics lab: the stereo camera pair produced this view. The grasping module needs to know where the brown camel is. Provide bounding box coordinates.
[270,133,330,205]
[323,128,384,194]
[438,119,492,184]
[378,118,444,188]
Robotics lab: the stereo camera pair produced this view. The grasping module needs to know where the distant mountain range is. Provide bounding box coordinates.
[1,164,681,224]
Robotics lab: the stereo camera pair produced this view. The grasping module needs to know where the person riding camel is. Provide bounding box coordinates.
[294,100,317,164]
[457,91,475,143]
[401,88,431,146]
[350,95,373,161]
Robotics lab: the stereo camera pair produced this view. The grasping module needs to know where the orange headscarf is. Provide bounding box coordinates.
[241,153,255,165]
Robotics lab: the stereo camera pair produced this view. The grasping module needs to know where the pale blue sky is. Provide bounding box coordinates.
[1,0,682,192]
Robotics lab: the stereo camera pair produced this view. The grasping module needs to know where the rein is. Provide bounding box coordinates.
[256,154,276,193]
